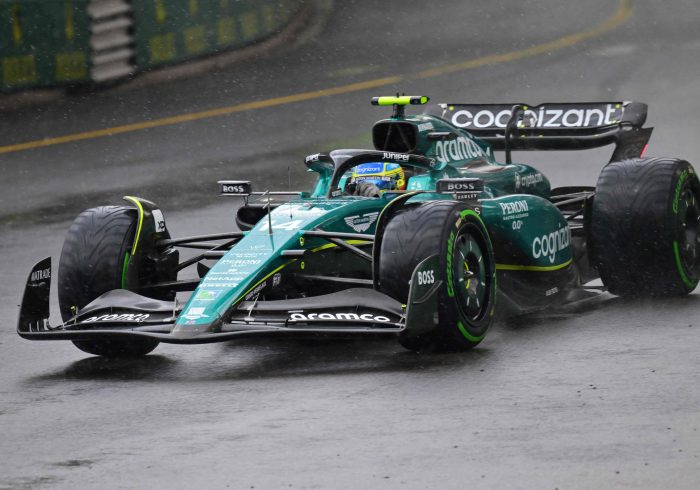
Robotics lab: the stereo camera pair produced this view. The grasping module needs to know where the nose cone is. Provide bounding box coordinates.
[170,312,222,339]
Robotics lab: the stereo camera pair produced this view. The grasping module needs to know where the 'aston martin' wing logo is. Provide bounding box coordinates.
[344,212,379,233]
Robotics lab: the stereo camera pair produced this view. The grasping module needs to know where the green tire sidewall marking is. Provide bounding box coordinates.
[673,240,698,289]
[458,320,486,342]
[447,209,486,298]
[459,208,487,227]
[673,169,689,214]
[448,208,492,342]
[672,167,698,289]
[446,230,456,298]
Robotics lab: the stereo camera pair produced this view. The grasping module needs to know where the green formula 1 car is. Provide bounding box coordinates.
[18,96,700,357]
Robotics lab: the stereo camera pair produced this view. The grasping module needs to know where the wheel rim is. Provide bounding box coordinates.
[452,225,489,320]
[678,186,700,273]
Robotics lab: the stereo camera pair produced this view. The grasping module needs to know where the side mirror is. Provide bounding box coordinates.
[304,153,334,174]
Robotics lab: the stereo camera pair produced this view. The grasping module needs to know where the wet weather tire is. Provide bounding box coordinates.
[58,206,159,357]
[378,201,496,351]
[590,158,700,296]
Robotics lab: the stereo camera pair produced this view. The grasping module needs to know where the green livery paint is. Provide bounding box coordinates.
[121,251,130,289]
[496,259,572,272]
[177,103,574,333]
[480,195,572,269]
[174,198,387,333]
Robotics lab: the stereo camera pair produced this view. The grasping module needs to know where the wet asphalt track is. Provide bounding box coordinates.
[2,0,700,488]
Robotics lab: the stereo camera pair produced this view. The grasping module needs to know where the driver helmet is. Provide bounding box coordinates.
[351,162,406,191]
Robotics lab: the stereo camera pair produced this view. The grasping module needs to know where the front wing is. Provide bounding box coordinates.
[17,257,442,345]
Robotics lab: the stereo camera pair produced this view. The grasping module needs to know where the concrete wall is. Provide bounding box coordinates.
[0,0,303,92]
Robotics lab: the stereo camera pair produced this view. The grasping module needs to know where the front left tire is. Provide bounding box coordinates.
[58,206,159,357]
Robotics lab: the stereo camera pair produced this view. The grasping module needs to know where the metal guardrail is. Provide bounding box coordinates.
[88,0,136,83]
[0,0,303,92]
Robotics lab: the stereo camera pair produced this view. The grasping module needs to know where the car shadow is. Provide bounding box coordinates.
[24,293,698,383]
[500,291,700,331]
[25,354,180,382]
[23,337,494,383]
[207,337,495,381]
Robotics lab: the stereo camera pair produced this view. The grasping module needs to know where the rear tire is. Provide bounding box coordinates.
[590,157,700,296]
[58,206,159,357]
[378,201,496,351]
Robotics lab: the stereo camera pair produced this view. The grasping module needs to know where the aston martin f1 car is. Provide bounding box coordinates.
[18,96,700,357]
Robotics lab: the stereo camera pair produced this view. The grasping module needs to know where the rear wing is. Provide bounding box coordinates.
[425,101,652,162]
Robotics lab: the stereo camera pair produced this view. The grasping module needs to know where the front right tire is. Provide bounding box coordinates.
[377,201,496,351]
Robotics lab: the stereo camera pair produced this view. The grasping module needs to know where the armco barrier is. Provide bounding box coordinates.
[1,0,303,93]
[88,0,136,83]
[1,0,91,91]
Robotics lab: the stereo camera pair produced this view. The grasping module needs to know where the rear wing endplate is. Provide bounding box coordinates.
[425,101,652,161]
